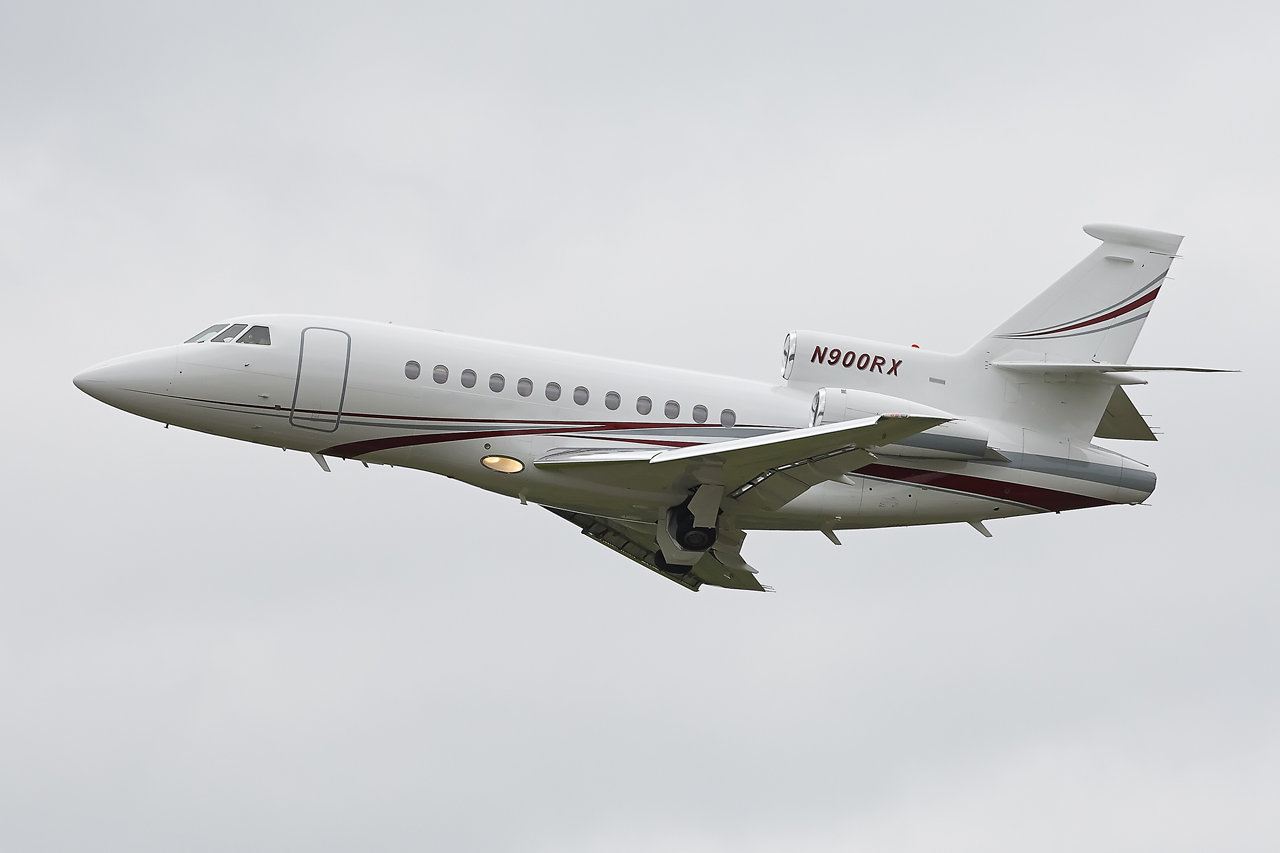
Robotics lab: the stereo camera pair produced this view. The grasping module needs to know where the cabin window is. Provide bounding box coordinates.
[545,382,561,401]
[517,378,533,397]
[404,361,421,380]
[489,373,505,392]
[210,324,248,343]
[237,325,272,346]
[636,396,652,415]
[433,365,449,383]
[692,404,708,424]
[461,369,477,388]
[720,408,736,428]
[185,324,227,343]
[573,386,589,405]
[604,391,620,410]
[664,400,680,419]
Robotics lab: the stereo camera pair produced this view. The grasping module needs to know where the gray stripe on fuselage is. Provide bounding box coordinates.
[968,451,1155,492]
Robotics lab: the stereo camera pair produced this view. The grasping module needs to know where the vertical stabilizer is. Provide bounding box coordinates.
[973,224,1183,365]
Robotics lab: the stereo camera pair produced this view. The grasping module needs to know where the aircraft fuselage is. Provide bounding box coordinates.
[74,314,1154,533]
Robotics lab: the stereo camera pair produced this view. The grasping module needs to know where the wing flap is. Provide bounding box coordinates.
[727,448,876,513]
[546,508,769,592]
[690,552,769,592]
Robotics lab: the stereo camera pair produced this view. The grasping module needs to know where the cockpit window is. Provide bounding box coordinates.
[236,325,271,346]
[210,324,248,343]
[185,324,228,343]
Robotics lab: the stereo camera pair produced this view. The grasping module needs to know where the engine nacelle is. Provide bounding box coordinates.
[810,387,992,460]
[782,330,937,387]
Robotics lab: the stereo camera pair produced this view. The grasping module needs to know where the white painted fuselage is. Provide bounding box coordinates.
[76,224,1222,591]
[73,314,1153,532]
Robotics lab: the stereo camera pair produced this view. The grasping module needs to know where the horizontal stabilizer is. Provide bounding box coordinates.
[969,223,1198,438]
[993,362,1236,374]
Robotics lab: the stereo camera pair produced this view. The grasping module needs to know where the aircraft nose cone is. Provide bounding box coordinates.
[72,364,107,398]
[73,348,178,412]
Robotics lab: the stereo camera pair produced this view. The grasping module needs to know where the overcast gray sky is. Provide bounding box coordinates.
[1,2,1276,851]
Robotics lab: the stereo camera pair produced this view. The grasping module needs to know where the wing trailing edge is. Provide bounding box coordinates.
[546,508,769,592]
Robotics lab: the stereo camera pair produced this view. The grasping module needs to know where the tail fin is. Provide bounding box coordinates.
[973,224,1183,364]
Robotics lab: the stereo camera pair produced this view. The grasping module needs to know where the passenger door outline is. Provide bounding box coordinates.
[290,327,352,433]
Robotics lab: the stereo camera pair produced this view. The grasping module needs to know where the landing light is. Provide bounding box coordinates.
[481,455,524,474]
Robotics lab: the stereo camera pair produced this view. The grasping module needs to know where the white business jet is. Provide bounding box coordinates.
[74,224,1230,592]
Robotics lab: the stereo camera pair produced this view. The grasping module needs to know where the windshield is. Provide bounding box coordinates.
[184,322,273,345]
[185,324,228,343]
[236,325,271,345]
[209,324,248,343]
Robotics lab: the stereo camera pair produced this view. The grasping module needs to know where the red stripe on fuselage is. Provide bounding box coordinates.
[858,463,1113,512]
[323,427,700,457]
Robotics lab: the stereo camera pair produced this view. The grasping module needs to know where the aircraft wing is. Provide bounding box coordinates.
[546,508,769,592]
[536,414,949,498]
